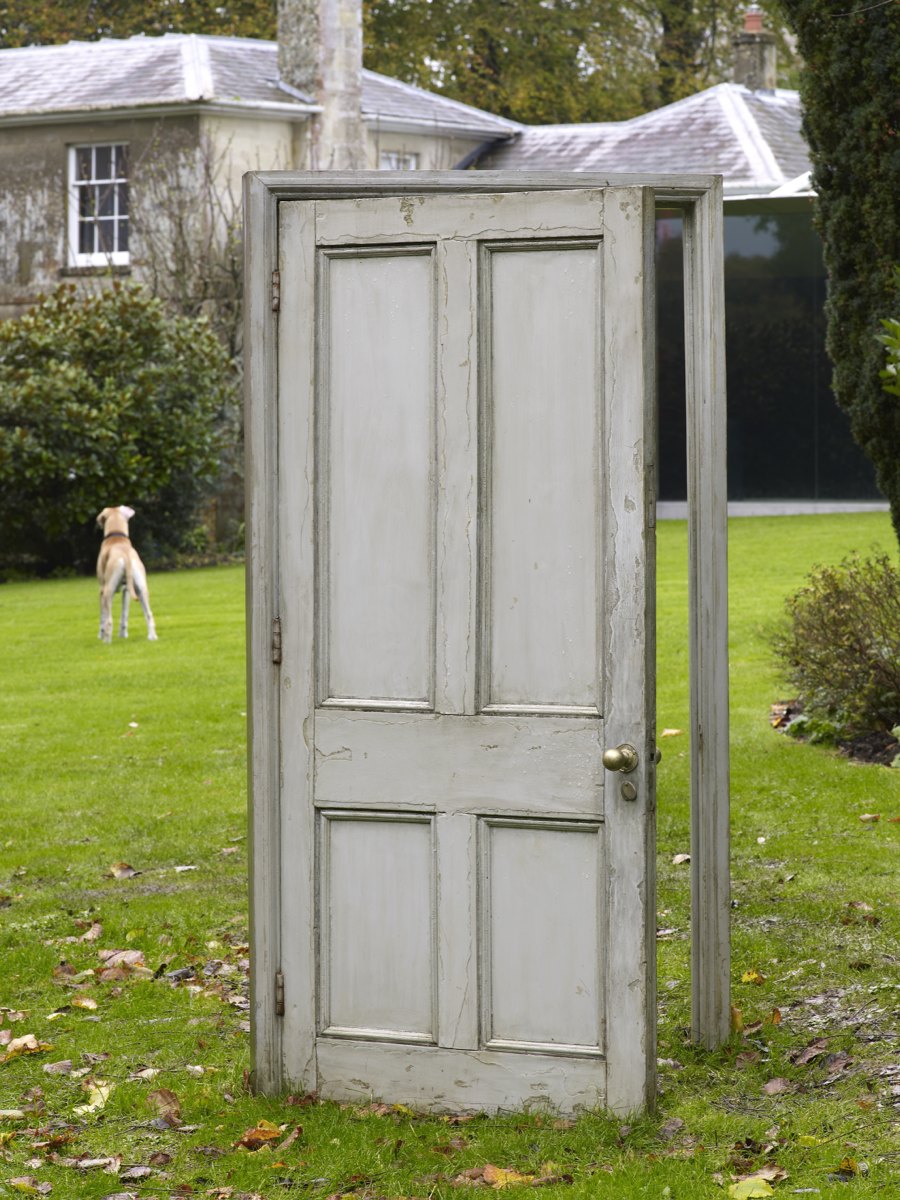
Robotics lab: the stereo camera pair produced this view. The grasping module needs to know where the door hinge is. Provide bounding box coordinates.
[272,615,282,665]
[275,970,285,1017]
[272,268,281,313]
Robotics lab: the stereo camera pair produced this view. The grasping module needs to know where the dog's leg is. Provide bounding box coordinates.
[99,560,125,644]
[131,559,158,640]
[119,582,130,639]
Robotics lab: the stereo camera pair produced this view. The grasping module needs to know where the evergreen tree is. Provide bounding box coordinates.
[779,0,900,544]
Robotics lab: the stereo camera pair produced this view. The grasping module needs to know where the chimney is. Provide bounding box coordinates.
[732,4,777,91]
[278,0,367,169]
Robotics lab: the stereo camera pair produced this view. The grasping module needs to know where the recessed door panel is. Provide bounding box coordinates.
[321,812,435,1040]
[482,244,601,713]
[319,249,435,708]
[483,820,603,1052]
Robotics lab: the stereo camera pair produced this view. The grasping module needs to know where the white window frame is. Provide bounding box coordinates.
[379,150,420,171]
[67,143,130,267]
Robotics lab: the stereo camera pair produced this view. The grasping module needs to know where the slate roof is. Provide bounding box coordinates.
[477,82,810,198]
[0,33,519,139]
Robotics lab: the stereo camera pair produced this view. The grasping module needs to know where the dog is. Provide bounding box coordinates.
[96,506,158,643]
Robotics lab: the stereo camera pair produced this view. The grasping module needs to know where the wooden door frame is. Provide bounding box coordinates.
[243,171,730,1097]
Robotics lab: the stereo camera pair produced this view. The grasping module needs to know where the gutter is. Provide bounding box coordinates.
[0,97,321,129]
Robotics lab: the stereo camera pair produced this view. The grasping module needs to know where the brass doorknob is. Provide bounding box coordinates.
[602,743,638,773]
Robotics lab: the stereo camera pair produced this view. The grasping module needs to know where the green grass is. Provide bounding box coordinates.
[1,515,899,1199]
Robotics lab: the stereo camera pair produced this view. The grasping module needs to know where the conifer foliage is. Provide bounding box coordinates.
[779,0,900,545]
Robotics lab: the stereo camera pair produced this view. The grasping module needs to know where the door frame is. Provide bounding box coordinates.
[243,171,730,1099]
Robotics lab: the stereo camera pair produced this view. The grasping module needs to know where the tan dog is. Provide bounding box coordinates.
[96,505,158,643]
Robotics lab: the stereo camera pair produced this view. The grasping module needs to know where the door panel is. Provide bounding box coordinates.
[483,819,604,1053]
[482,242,601,713]
[275,187,656,1113]
[320,812,435,1040]
[319,248,436,708]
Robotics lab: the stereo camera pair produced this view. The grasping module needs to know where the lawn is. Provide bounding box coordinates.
[0,513,898,1199]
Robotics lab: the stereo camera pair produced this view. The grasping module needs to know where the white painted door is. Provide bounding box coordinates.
[272,186,657,1114]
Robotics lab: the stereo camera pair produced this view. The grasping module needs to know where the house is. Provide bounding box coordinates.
[0,2,518,321]
[475,9,881,504]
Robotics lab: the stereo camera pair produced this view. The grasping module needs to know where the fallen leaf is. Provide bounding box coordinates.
[728,1179,775,1199]
[147,1088,181,1127]
[736,1051,760,1068]
[107,862,141,879]
[42,1061,73,1076]
[731,1006,744,1033]
[791,1039,828,1066]
[768,1008,782,1025]
[126,1067,159,1081]
[174,865,198,873]
[73,1078,113,1116]
[823,1051,853,1074]
[763,1078,792,1095]
[741,969,766,985]
[482,1164,535,1188]
[746,1165,788,1183]
[798,1135,829,1147]
[672,853,690,865]
[70,996,97,1012]
[98,949,145,968]
[661,728,683,737]
[0,1110,27,1120]
[7,1178,52,1195]
[235,1119,282,1150]
[276,1125,303,1153]
[858,813,880,823]
[0,1035,53,1065]
[119,1165,153,1181]
[658,1117,684,1142]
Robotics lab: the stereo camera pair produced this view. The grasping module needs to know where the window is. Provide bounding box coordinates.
[379,150,419,171]
[68,143,129,266]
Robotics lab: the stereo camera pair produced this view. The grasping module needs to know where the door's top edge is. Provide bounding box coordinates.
[246,169,721,204]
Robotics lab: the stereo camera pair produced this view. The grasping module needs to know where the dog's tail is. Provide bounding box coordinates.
[124,558,138,600]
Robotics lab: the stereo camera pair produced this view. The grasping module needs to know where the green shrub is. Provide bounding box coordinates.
[773,552,900,735]
[879,314,900,398]
[0,282,234,571]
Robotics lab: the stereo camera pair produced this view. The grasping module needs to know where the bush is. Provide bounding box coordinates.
[773,552,900,735]
[0,283,235,571]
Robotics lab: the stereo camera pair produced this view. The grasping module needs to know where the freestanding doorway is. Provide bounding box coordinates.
[244,173,729,1115]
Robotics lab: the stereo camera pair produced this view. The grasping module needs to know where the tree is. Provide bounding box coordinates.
[0,0,276,47]
[364,0,798,123]
[778,0,900,546]
[0,284,233,571]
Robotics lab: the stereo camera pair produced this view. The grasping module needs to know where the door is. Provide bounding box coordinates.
[270,186,657,1114]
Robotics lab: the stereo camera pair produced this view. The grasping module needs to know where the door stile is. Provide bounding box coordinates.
[601,187,658,1114]
[276,200,319,1086]
[244,173,284,1094]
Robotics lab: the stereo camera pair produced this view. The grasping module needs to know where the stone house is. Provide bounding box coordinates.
[0,0,518,322]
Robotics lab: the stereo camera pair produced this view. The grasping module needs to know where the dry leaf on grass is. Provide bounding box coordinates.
[106,862,141,879]
[7,1178,53,1195]
[147,1087,181,1127]
[762,1078,792,1095]
[234,1119,282,1150]
[791,1038,828,1066]
[0,1035,53,1065]
[73,1078,113,1116]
